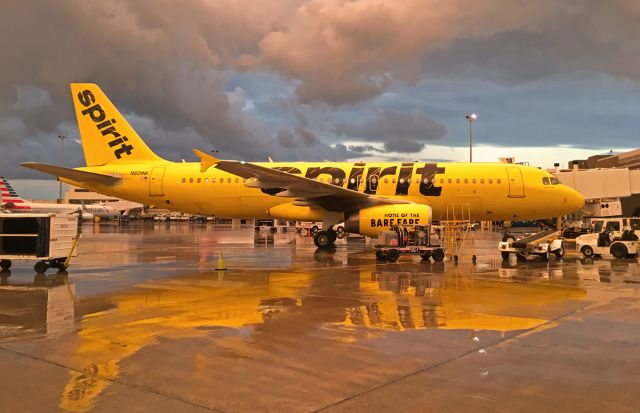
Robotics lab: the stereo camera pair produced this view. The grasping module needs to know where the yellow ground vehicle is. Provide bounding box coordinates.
[374,225,445,263]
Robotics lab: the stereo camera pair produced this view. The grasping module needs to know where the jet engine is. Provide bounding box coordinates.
[345,204,432,238]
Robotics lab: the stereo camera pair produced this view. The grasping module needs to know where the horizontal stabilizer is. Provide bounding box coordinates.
[21,162,121,185]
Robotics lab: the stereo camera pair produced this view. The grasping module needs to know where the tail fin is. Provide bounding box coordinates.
[70,83,165,166]
[0,176,28,207]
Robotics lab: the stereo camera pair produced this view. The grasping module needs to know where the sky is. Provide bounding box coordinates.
[1,0,639,198]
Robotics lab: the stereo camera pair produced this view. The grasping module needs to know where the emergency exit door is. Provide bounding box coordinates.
[149,167,165,196]
[506,167,525,198]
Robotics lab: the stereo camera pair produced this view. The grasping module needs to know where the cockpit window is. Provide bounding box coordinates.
[550,177,560,185]
[542,177,550,185]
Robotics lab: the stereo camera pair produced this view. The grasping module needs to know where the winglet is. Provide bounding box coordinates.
[193,149,221,173]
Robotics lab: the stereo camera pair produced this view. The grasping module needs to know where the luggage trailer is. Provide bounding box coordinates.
[499,229,564,261]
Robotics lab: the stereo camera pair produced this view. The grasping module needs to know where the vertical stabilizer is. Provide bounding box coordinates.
[70,83,165,166]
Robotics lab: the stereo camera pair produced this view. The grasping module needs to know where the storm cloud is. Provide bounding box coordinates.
[0,0,639,177]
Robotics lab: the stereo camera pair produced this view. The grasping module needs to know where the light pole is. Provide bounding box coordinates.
[57,135,67,203]
[465,113,477,162]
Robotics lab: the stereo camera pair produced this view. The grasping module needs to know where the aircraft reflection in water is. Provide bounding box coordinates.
[53,269,590,412]
[0,276,75,339]
[334,270,586,333]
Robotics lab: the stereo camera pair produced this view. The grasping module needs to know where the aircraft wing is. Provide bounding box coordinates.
[21,162,122,185]
[194,150,410,211]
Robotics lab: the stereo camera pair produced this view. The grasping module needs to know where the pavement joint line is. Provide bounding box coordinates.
[311,303,595,413]
[0,344,228,413]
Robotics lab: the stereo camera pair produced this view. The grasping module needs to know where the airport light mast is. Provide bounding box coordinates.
[57,135,66,203]
[465,113,477,162]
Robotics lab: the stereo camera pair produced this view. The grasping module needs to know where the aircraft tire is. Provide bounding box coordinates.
[314,231,334,249]
[501,251,510,261]
[420,252,431,261]
[0,260,11,271]
[554,246,564,258]
[327,229,337,243]
[432,249,445,262]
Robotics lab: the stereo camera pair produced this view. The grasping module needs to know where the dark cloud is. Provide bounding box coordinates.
[0,0,639,178]
[333,109,447,153]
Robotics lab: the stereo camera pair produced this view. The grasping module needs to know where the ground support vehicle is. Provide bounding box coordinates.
[0,213,79,274]
[499,229,564,261]
[374,225,445,263]
[576,230,638,259]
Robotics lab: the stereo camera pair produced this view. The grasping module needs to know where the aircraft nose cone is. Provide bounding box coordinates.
[563,187,584,213]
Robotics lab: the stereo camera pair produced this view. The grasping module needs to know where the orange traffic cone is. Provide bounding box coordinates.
[215,252,227,271]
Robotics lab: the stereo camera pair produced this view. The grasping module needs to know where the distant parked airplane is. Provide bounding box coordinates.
[0,176,119,220]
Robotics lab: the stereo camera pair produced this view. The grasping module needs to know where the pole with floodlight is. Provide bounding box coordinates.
[465,113,477,162]
[57,135,66,203]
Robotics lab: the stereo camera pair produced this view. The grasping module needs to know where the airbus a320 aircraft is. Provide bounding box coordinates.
[0,176,119,220]
[23,84,584,248]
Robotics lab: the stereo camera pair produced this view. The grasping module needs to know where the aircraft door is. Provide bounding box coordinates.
[149,167,165,196]
[506,167,525,198]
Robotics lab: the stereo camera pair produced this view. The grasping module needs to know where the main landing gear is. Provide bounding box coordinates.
[314,228,338,249]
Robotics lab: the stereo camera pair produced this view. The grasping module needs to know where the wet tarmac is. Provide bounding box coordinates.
[1,222,639,412]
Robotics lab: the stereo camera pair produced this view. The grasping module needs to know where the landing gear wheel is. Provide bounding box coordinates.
[327,229,337,244]
[554,246,564,258]
[336,226,345,234]
[432,249,445,262]
[0,260,11,271]
[581,245,594,258]
[386,249,400,263]
[336,231,345,239]
[501,251,510,261]
[420,252,431,261]
[34,261,49,274]
[610,243,628,259]
[310,225,319,235]
[314,231,334,249]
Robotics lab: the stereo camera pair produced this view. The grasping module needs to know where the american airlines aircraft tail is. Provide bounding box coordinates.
[0,176,30,210]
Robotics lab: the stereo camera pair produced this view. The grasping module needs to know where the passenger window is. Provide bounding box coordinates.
[220,179,224,184]
[181,178,186,183]
[384,178,388,183]
[440,179,444,184]
[227,178,232,183]
[542,177,550,185]
[456,178,460,184]
[472,179,476,184]
[204,178,209,183]
[189,178,193,183]
[480,179,484,184]
[392,178,396,183]
[464,178,468,184]
[242,178,246,183]
[235,178,239,183]
[197,178,201,183]
[448,178,452,184]
[497,178,501,184]
[212,178,216,183]
[488,179,493,184]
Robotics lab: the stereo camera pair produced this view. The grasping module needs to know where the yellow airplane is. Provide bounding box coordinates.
[23,83,584,248]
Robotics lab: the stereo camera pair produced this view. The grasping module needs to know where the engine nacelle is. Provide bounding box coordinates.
[345,204,432,238]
